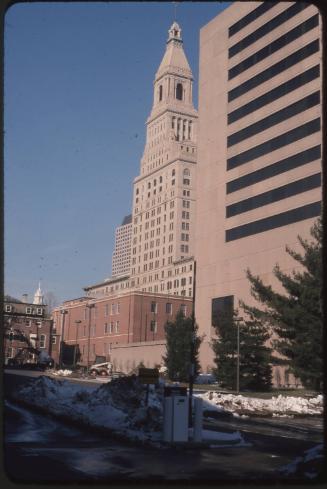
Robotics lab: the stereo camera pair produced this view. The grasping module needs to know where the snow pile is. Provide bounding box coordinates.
[191,429,251,448]
[12,376,249,447]
[14,375,162,443]
[197,392,323,416]
[279,444,324,479]
[52,369,73,377]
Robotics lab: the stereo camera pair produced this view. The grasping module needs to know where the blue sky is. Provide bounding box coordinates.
[5,1,229,305]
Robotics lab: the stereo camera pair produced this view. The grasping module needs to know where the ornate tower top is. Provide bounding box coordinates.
[155,22,192,82]
[33,281,44,305]
[167,21,182,43]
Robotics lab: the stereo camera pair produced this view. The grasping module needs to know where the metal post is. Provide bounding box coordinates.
[59,309,68,369]
[237,321,240,394]
[188,260,197,428]
[74,320,81,367]
[128,291,131,343]
[235,317,243,394]
[86,303,95,374]
[139,292,143,342]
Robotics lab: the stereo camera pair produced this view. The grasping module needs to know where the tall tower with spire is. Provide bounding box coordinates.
[130,22,198,294]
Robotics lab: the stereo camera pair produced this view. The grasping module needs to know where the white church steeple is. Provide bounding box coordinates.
[33,281,44,305]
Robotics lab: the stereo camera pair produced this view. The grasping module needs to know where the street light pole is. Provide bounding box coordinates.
[74,320,81,368]
[86,303,95,374]
[188,260,197,428]
[59,309,68,369]
[235,317,243,394]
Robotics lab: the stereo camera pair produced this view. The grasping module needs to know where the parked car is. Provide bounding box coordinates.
[195,373,217,384]
[89,362,112,377]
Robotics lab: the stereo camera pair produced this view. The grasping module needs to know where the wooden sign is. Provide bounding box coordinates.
[138,367,159,384]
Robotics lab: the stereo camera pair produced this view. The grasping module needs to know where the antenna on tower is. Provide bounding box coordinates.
[173,2,178,22]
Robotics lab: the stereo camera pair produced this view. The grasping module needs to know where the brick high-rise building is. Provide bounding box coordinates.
[130,22,198,297]
[195,1,322,384]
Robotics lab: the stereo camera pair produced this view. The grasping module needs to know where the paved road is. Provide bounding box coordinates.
[4,369,323,482]
[4,398,322,483]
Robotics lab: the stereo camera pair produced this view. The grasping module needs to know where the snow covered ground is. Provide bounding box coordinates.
[279,444,324,479]
[12,376,248,447]
[196,391,323,417]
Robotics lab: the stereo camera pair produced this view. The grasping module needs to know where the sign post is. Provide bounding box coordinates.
[138,368,159,406]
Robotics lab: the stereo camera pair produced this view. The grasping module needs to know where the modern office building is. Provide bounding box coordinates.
[130,22,197,297]
[111,214,132,277]
[196,1,322,384]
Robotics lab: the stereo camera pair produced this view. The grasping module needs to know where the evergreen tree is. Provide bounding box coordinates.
[239,315,272,391]
[163,310,202,382]
[241,218,322,391]
[211,310,238,390]
[211,310,272,391]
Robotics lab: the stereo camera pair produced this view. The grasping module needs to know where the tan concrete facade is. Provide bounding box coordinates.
[111,215,132,277]
[130,22,197,297]
[196,2,322,385]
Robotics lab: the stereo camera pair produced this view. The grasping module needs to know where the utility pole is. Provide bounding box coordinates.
[86,303,95,374]
[188,260,197,428]
[235,317,243,394]
[74,320,81,367]
[59,309,68,369]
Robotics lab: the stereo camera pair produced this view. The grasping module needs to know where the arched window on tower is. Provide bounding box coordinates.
[159,85,163,102]
[176,83,183,101]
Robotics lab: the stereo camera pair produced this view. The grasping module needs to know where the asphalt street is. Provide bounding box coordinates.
[4,369,323,482]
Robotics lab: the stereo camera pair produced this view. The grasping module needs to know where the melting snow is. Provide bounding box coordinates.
[279,444,324,478]
[197,392,323,416]
[12,376,247,447]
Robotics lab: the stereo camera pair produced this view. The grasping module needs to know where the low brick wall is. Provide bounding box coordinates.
[111,340,166,373]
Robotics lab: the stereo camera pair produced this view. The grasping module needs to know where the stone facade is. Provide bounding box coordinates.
[195,1,322,386]
[129,22,197,297]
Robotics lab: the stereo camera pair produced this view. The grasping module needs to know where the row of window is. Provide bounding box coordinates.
[228,2,275,37]
[228,14,319,80]
[227,91,320,147]
[229,2,310,58]
[104,322,120,334]
[225,201,321,242]
[228,65,320,124]
[226,145,321,194]
[226,173,321,218]
[228,39,319,102]
[227,118,320,170]
[5,305,44,315]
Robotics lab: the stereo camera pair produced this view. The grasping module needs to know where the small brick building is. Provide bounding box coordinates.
[3,295,57,365]
[52,290,193,371]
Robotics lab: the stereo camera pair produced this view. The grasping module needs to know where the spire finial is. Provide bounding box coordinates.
[173,2,178,22]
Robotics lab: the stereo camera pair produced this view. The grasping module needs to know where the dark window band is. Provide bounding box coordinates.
[228,39,319,102]
[227,91,320,147]
[228,65,320,124]
[226,201,321,241]
[226,173,321,218]
[229,2,276,37]
[229,3,310,58]
[229,14,319,80]
[226,145,321,194]
[227,118,320,170]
